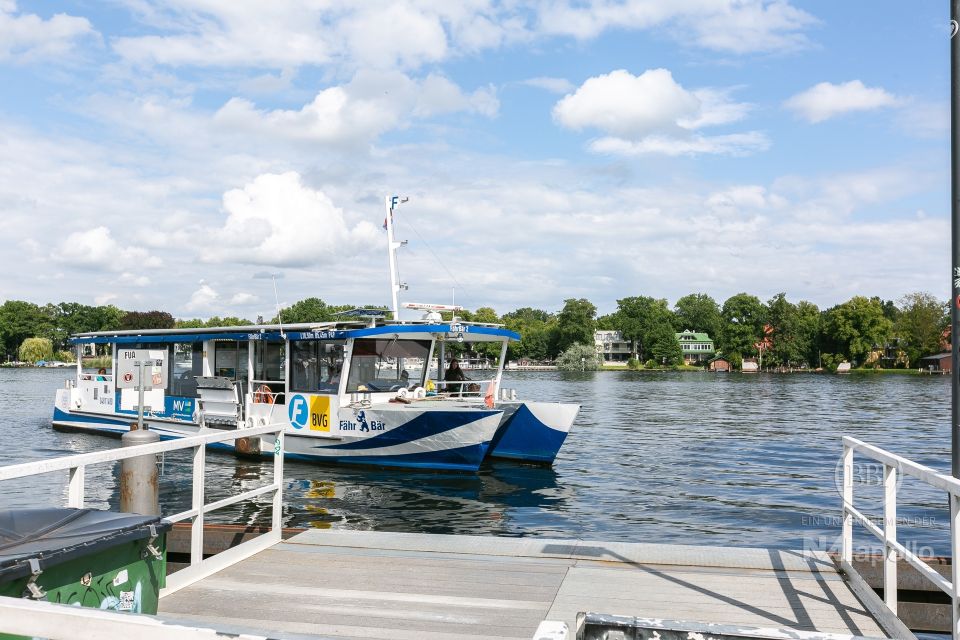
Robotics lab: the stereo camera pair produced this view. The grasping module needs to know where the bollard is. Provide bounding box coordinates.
[120,423,160,515]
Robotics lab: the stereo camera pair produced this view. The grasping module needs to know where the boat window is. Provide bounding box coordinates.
[253,341,285,382]
[290,340,345,393]
[169,342,203,397]
[345,338,429,393]
[214,341,249,381]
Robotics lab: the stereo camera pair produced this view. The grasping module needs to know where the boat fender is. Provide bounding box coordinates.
[396,387,409,400]
[412,386,426,399]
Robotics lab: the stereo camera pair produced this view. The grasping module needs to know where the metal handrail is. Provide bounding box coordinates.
[0,423,286,597]
[841,436,960,638]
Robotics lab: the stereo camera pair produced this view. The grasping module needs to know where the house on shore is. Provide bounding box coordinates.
[919,352,952,374]
[676,330,715,365]
[594,330,631,363]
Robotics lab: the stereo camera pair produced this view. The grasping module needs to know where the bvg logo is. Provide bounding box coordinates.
[288,394,308,429]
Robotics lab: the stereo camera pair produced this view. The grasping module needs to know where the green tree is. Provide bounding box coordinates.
[822,296,893,365]
[555,298,597,355]
[673,293,721,340]
[274,297,332,324]
[895,292,947,365]
[719,293,766,358]
[501,308,555,362]
[649,325,683,365]
[596,313,618,330]
[794,301,822,367]
[555,343,600,370]
[121,310,176,330]
[204,316,252,327]
[19,337,53,363]
[613,296,674,361]
[0,301,51,360]
[765,293,801,366]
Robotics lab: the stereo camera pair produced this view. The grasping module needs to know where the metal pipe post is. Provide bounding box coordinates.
[120,360,159,515]
[953,1,960,478]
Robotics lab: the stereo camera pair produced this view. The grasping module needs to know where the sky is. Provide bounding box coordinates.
[0,1,951,320]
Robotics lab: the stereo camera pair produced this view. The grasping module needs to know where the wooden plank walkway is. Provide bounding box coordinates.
[158,530,889,640]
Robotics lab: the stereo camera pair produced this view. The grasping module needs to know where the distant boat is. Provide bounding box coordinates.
[836,362,852,374]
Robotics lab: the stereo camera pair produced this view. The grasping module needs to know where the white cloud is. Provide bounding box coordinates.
[203,172,381,268]
[229,292,256,306]
[213,70,497,146]
[519,77,575,94]
[120,272,151,287]
[588,132,769,157]
[537,0,816,54]
[554,69,765,156]
[54,227,162,272]
[784,80,901,123]
[109,1,815,73]
[186,281,219,313]
[0,2,98,63]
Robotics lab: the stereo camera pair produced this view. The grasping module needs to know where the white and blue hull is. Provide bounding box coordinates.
[489,401,579,463]
[53,390,502,472]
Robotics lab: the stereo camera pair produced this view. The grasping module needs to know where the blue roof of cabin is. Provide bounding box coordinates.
[69,322,519,345]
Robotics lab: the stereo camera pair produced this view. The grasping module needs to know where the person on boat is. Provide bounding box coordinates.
[96,367,107,381]
[444,359,468,395]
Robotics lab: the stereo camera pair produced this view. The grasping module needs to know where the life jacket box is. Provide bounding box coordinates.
[0,507,171,633]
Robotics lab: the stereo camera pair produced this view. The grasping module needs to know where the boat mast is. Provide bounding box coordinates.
[385,195,408,321]
[952,2,960,478]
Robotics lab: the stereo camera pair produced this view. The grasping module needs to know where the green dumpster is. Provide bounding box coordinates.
[0,508,170,630]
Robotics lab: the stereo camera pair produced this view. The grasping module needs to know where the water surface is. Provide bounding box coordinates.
[1,368,951,554]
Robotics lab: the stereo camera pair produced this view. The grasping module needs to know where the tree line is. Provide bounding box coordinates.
[0,291,948,369]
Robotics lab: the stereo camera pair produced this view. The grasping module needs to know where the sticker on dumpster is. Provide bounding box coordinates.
[118,590,135,611]
[113,569,128,586]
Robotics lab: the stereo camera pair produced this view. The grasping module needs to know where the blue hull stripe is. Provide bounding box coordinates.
[489,404,568,463]
[316,410,499,451]
[53,407,131,428]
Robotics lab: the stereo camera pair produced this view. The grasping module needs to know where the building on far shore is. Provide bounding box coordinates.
[675,330,715,365]
[708,356,730,372]
[919,352,952,374]
[595,330,631,363]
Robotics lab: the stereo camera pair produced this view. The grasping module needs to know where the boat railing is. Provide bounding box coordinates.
[841,436,960,637]
[431,378,497,399]
[0,422,286,598]
[78,372,113,382]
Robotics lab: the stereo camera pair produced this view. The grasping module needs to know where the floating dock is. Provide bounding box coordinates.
[158,529,897,639]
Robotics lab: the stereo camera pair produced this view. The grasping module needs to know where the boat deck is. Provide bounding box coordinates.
[158,530,891,640]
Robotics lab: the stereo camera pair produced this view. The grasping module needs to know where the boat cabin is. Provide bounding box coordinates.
[68,316,518,437]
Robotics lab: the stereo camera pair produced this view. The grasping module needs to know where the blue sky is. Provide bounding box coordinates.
[0,1,951,320]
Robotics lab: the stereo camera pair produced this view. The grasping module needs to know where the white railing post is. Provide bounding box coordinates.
[190,444,205,566]
[842,443,853,563]
[67,465,85,508]
[882,463,897,614]
[952,493,960,640]
[272,431,284,534]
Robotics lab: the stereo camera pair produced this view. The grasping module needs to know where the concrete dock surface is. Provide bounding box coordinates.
[157,530,891,639]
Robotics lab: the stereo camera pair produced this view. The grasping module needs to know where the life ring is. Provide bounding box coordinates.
[254,384,274,404]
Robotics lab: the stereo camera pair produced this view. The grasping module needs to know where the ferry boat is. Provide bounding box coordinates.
[51,197,579,472]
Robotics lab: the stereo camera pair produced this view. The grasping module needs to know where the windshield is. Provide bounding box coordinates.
[345,338,430,393]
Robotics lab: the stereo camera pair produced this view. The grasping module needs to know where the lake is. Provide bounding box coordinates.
[0,367,951,555]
